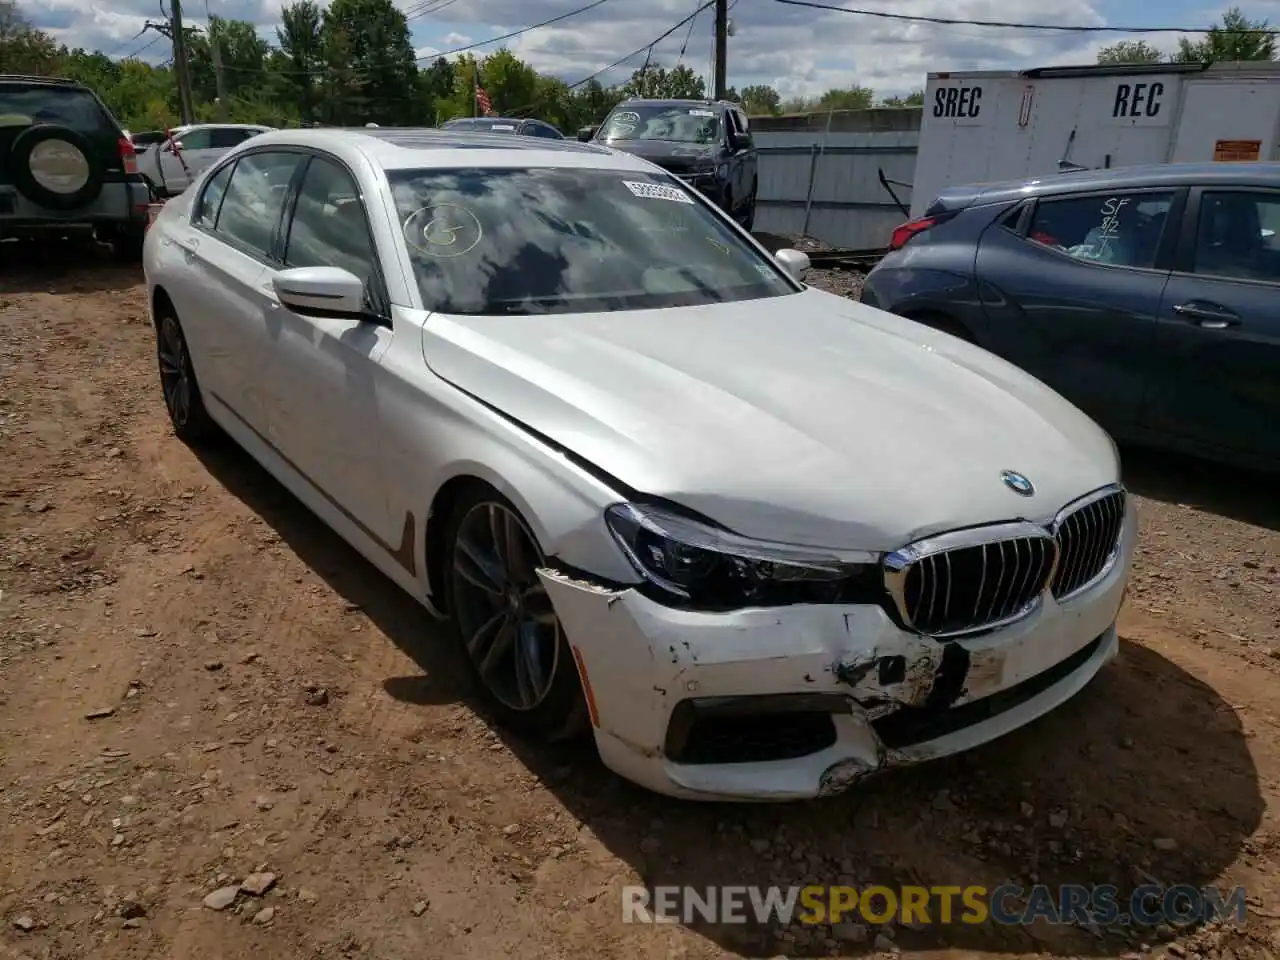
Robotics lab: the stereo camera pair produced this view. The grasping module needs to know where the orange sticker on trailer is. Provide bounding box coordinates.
[1213,139,1261,162]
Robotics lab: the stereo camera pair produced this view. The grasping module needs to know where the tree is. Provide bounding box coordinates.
[620,62,705,100]
[739,84,780,116]
[0,0,60,75]
[320,0,417,125]
[276,0,323,121]
[1173,7,1276,62]
[880,90,924,107]
[187,17,269,104]
[816,85,875,110]
[1096,40,1165,63]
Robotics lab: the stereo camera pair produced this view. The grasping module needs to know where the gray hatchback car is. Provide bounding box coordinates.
[860,162,1280,471]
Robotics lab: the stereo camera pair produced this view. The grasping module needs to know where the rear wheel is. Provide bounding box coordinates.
[444,486,587,742]
[741,179,757,231]
[907,311,976,344]
[155,307,216,443]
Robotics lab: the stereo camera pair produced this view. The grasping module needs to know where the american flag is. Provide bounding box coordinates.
[475,83,493,116]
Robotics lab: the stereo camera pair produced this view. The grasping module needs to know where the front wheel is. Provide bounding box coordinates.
[444,487,588,742]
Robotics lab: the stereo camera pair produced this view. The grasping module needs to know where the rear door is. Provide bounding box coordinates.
[1146,186,1280,464]
[973,186,1183,434]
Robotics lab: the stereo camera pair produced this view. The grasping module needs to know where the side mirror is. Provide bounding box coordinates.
[272,266,367,318]
[774,248,810,282]
[166,140,183,153]
[577,126,597,142]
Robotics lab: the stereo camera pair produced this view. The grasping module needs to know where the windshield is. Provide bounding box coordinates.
[442,118,519,134]
[388,167,796,316]
[598,105,720,144]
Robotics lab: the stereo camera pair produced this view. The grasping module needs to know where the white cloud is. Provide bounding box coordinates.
[14,0,1228,99]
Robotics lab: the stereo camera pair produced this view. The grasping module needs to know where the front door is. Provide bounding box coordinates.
[261,152,397,547]
[1145,186,1280,464]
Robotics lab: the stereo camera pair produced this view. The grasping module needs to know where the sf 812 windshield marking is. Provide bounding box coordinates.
[388,167,796,316]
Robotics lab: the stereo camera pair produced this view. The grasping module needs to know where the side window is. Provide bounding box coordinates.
[214,151,304,259]
[283,156,379,290]
[1192,191,1280,284]
[193,161,235,227]
[209,128,253,149]
[524,122,557,139]
[177,128,213,150]
[1026,192,1173,270]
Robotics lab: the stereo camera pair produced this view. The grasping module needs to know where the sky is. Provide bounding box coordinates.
[13,0,1280,100]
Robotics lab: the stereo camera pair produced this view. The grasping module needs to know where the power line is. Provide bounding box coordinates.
[218,0,616,76]
[104,27,149,59]
[121,34,164,59]
[772,0,1280,35]
[415,0,615,61]
[501,0,716,118]
[404,0,465,22]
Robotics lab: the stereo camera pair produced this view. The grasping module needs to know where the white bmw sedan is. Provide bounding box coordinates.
[143,127,1137,801]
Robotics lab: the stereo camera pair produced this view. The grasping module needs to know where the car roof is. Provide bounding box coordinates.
[957,162,1280,206]
[617,98,728,110]
[241,127,645,173]
[0,74,87,88]
[444,117,527,124]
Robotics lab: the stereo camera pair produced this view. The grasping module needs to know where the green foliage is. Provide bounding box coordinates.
[1096,40,1166,64]
[1172,7,1276,62]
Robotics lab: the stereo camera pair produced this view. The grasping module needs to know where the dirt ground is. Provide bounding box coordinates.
[2,243,1280,960]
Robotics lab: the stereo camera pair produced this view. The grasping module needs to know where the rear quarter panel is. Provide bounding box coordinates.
[860,200,1016,342]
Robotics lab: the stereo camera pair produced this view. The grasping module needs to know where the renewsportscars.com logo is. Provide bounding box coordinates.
[622,884,1248,928]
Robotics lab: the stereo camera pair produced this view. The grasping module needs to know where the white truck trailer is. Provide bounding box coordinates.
[909,60,1280,218]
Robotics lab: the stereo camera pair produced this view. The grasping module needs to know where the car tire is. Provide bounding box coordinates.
[155,306,217,443]
[443,485,589,743]
[110,225,146,263]
[741,180,757,231]
[8,124,106,211]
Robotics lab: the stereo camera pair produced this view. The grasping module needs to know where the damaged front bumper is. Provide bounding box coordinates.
[539,504,1135,802]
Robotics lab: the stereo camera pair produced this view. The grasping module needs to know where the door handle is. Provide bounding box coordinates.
[179,238,199,259]
[1172,302,1240,329]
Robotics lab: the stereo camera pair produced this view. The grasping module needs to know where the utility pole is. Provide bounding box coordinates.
[207,7,227,120]
[713,0,727,100]
[170,0,196,125]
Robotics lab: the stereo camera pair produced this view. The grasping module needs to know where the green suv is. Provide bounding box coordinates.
[0,74,152,259]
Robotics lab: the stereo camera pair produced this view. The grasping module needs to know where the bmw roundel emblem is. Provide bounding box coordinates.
[1001,470,1035,496]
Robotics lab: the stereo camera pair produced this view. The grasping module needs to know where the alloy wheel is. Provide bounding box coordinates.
[157,315,191,427]
[450,502,562,712]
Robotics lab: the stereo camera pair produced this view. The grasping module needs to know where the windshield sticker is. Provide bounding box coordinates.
[402,203,483,258]
[490,124,516,131]
[688,109,715,117]
[623,181,694,204]
[613,111,640,125]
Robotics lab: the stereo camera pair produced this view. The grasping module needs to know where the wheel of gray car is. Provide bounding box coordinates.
[742,179,758,231]
[443,486,588,742]
[8,124,105,211]
[155,307,217,443]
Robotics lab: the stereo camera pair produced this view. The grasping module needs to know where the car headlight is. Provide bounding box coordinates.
[604,502,883,609]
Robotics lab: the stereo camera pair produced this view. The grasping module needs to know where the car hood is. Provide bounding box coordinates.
[599,139,719,173]
[419,288,1119,551]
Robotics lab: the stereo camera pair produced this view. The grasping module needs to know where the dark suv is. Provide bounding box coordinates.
[0,74,150,259]
[587,98,758,229]
[860,162,1280,471]
[440,117,564,139]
